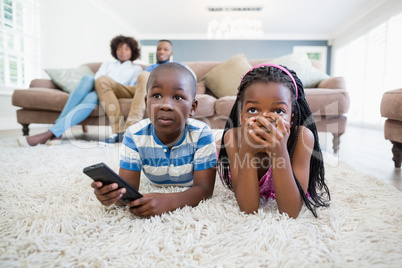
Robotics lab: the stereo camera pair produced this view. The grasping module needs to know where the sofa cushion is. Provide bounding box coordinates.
[381,88,402,121]
[384,119,402,143]
[12,88,70,112]
[305,88,350,116]
[13,87,115,117]
[317,77,346,89]
[30,79,60,89]
[265,52,329,88]
[306,67,331,88]
[84,63,102,73]
[201,54,252,98]
[15,109,108,126]
[194,94,216,118]
[215,96,237,117]
[45,65,94,93]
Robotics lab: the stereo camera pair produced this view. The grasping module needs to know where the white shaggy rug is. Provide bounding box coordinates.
[0,137,402,267]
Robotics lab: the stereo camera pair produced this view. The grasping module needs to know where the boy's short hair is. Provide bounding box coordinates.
[147,62,197,98]
[158,39,173,46]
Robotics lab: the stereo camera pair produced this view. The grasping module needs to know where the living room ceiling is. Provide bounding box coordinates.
[98,0,378,40]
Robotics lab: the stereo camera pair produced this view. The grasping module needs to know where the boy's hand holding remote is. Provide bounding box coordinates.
[91,181,127,206]
[84,162,142,206]
[91,63,217,217]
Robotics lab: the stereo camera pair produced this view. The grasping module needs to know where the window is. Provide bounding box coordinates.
[139,45,173,65]
[140,46,157,65]
[333,11,402,127]
[0,0,40,89]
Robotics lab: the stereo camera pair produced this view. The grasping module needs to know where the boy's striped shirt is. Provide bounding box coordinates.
[120,118,217,187]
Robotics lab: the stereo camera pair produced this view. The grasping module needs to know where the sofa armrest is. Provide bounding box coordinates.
[29,79,60,90]
[317,77,346,90]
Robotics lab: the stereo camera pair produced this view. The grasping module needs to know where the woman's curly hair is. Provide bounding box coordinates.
[110,35,140,61]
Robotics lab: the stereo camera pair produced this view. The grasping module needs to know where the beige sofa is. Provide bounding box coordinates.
[12,58,350,152]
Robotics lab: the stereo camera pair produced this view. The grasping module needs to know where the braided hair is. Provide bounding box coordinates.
[217,65,330,217]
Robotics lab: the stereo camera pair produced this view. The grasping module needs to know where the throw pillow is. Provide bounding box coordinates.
[307,66,330,88]
[265,52,329,88]
[201,54,252,98]
[45,65,94,93]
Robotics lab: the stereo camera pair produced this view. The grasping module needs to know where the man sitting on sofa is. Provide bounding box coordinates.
[97,39,175,143]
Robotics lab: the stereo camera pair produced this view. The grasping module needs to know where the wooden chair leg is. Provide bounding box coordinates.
[391,141,402,168]
[332,133,343,153]
[22,124,30,136]
[82,125,88,133]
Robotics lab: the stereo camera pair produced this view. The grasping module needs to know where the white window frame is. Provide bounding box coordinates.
[0,0,41,90]
[139,45,174,65]
[140,45,157,65]
[293,46,328,73]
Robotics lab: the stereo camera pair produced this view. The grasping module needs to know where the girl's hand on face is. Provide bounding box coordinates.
[259,112,291,155]
[242,117,270,154]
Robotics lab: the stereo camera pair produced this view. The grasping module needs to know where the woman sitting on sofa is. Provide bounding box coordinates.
[18,35,143,147]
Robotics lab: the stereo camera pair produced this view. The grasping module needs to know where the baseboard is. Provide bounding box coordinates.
[0,118,20,130]
[0,118,50,131]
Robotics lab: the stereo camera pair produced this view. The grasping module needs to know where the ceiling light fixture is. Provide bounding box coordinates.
[207,6,263,12]
[207,16,263,39]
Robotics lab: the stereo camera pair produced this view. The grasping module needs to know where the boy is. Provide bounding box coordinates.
[91,63,217,217]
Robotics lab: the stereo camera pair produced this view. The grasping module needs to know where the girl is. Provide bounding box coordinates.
[217,64,330,218]
[18,35,142,147]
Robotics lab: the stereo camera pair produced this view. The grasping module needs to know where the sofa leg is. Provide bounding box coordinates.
[332,133,342,153]
[391,141,402,168]
[22,124,30,136]
[82,125,88,133]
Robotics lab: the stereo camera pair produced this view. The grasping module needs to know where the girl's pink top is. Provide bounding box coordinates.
[220,151,309,200]
[258,167,310,199]
[258,167,276,199]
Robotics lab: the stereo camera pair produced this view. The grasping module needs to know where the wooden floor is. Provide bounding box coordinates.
[2,123,401,191]
[319,125,401,191]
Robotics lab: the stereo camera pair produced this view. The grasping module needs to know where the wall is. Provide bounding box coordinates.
[0,92,19,131]
[332,0,402,49]
[40,0,142,70]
